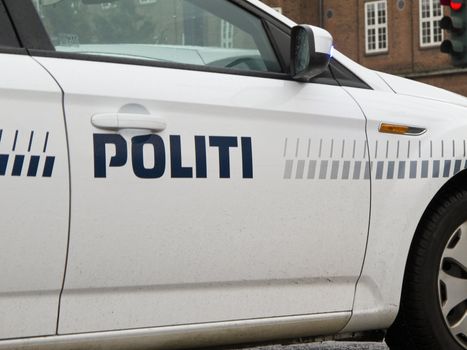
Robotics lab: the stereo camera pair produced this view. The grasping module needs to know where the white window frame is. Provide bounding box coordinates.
[220,20,234,48]
[139,0,158,4]
[273,7,283,14]
[419,0,444,47]
[365,0,388,54]
[101,2,118,10]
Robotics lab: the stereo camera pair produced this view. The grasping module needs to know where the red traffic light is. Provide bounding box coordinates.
[451,0,463,10]
[440,0,464,10]
[452,2,463,10]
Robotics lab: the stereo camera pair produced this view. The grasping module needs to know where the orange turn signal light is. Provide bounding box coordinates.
[379,123,410,135]
[379,123,426,136]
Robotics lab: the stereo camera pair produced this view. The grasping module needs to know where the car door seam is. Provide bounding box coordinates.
[341,87,373,327]
[30,56,72,336]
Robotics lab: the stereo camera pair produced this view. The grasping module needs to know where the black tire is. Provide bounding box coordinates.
[386,185,467,350]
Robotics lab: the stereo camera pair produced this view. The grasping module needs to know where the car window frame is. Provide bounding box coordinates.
[0,0,26,55]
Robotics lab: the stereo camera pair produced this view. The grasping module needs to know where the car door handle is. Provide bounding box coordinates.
[91,113,167,132]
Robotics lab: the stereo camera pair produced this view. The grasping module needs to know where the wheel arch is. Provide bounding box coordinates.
[398,167,467,307]
[384,167,467,349]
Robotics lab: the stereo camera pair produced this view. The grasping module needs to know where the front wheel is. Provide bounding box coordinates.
[386,186,467,350]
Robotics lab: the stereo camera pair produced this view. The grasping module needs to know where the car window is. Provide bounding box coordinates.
[31,0,282,73]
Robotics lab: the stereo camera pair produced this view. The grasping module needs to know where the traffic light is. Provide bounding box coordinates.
[440,0,467,67]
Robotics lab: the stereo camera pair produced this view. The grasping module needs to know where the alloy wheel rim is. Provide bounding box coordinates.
[438,222,467,349]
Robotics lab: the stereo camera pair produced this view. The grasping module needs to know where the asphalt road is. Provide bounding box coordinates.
[240,342,389,350]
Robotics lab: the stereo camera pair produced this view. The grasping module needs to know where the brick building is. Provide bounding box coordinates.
[263,0,467,97]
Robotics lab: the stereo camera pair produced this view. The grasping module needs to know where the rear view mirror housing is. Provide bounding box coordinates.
[290,25,334,82]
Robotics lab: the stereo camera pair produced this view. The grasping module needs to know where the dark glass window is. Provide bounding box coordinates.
[31,0,282,73]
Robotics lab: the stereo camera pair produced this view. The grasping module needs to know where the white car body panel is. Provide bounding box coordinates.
[284,17,467,335]
[0,54,69,339]
[377,71,467,107]
[0,0,465,348]
[253,0,467,330]
[35,56,370,334]
[342,88,467,332]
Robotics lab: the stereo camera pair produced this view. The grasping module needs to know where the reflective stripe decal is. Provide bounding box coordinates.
[0,130,56,178]
[308,160,317,179]
[410,161,418,179]
[12,155,24,176]
[376,161,384,180]
[421,160,429,178]
[282,138,467,180]
[42,156,55,178]
[283,158,465,180]
[0,154,8,175]
[283,160,293,179]
[296,160,305,179]
[27,156,40,177]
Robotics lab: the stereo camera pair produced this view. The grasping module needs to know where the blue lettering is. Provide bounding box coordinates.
[195,136,207,178]
[93,134,127,178]
[209,136,238,179]
[241,137,253,179]
[93,134,253,180]
[170,135,193,178]
[132,134,166,179]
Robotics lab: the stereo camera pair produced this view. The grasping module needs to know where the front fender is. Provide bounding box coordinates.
[342,87,467,332]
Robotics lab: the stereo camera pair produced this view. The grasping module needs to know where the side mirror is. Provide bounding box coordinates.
[290,25,333,82]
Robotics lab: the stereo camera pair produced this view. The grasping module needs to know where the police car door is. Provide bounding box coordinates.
[17,0,370,334]
[0,1,69,340]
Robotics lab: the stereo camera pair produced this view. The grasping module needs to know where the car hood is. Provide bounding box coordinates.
[377,71,467,108]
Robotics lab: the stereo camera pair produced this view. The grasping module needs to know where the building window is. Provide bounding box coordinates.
[221,20,234,48]
[420,0,444,47]
[365,0,388,54]
[101,2,118,10]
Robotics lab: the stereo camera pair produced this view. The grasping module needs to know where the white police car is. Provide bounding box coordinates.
[0,0,465,349]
